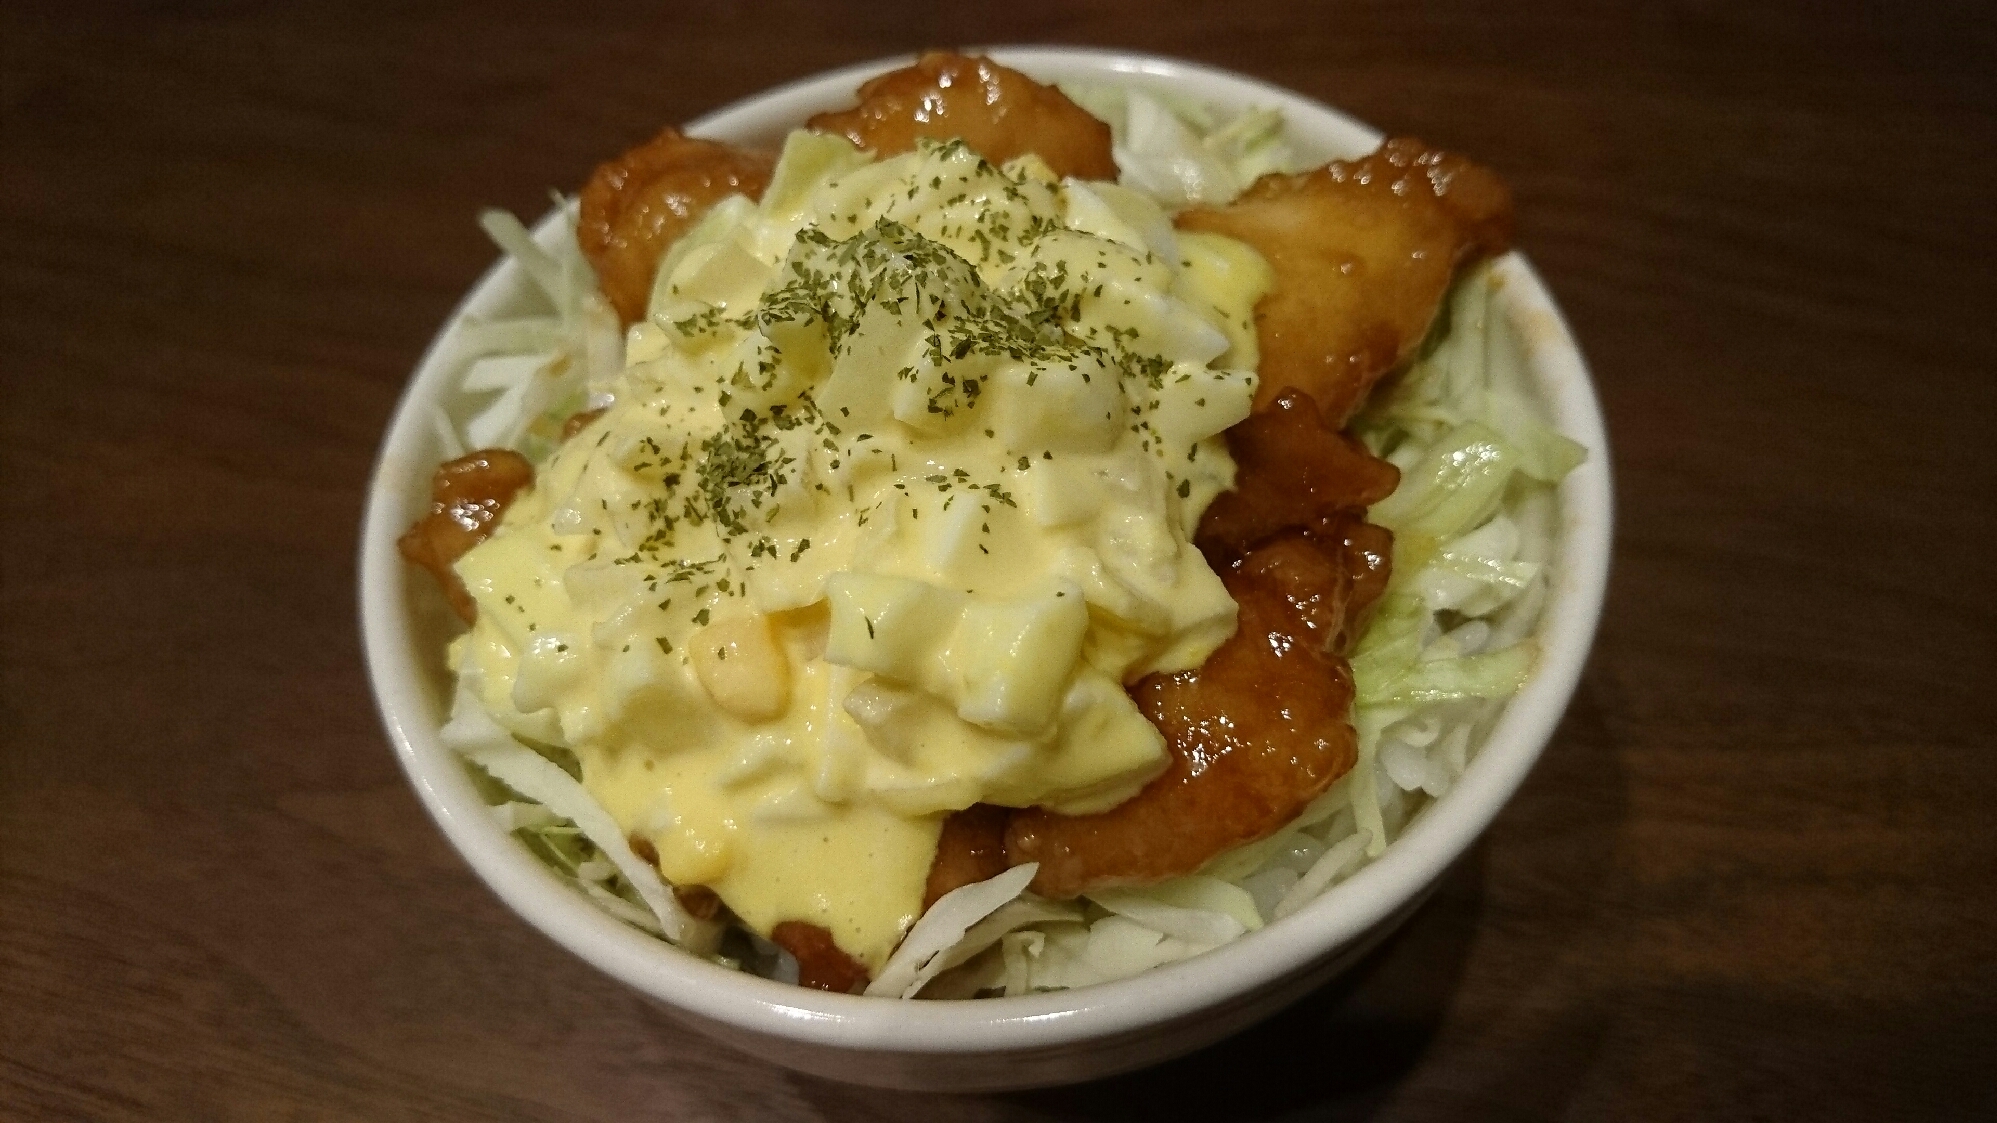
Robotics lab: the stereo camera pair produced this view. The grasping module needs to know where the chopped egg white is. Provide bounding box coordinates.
[449,132,1270,971]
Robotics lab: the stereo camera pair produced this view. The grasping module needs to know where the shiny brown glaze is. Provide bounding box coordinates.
[1198,389,1400,563]
[770,921,870,994]
[1006,534,1363,899]
[923,804,1012,910]
[1315,516,1395,651]
[807,51,1117,182]
[1177,137,1513,424]
[577,128,773,324]
[396,449,533,623]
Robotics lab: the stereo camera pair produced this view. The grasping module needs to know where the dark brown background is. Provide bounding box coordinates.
[4,2,1994,1120]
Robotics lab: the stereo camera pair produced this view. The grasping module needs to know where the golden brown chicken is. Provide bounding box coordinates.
[1176,138,1513,424]
[807,51,1117,182]
[397,449,534,623]
[577,128,774,324]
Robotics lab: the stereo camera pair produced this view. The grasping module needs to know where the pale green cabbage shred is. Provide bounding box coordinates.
[432,85,1584,997]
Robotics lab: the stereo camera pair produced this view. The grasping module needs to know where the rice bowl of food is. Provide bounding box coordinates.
[360,46,1611,1090]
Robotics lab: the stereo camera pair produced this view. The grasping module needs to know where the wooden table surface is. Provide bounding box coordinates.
[5,3,1993,1120]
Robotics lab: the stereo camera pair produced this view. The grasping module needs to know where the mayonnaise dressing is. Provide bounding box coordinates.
[451,132,1270,970]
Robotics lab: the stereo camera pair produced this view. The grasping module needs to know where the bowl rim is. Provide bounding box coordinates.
[359,45,1614,1055]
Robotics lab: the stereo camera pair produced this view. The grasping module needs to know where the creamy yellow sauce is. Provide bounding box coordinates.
[450,132,1271,970]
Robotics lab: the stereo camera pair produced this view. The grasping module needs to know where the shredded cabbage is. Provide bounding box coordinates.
[1059,82,1303,208]
[443,202,621,465]
[865,863,1041,999]
[428,89,1583,998]
[441,685,723,955]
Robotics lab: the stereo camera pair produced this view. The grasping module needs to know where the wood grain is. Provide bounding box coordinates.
[4,2,1993,1119]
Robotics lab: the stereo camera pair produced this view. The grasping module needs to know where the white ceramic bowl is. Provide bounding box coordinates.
[360,46,1613,1092]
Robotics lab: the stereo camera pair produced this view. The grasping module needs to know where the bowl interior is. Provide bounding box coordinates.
[360,46,1612,1055]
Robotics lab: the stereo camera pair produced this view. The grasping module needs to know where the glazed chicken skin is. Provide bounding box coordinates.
[1198,390,1402,560]
[578,128,775,324]
[1177,137,1513,424]
[397,449,534,623]
[807,51,1117,182]
[1204,393,1398,659]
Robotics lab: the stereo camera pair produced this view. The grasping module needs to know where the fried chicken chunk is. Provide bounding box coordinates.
[397,449,534,623]
[807,50,1117,182]
[1176,138,1513,424]
[578,127,774,324]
